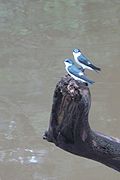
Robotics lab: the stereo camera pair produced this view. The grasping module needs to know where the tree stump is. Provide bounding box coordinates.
[43,75,120,172]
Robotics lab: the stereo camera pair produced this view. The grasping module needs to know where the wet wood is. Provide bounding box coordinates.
[43,75,120,172]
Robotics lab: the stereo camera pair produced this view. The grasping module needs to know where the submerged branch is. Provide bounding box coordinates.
[43,75,120,172]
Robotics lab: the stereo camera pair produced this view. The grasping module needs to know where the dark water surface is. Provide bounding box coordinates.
[0,0,120,179]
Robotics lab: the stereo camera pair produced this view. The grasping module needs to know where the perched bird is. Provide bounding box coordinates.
[72,48,101,72]
[64,58,95,85]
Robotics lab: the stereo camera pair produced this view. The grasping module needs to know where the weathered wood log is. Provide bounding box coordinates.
[43,75,120,172]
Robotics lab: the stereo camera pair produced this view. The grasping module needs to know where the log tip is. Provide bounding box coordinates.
[58,75,90,98]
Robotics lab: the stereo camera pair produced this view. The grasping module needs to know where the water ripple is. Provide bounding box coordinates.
[0,148,48,165]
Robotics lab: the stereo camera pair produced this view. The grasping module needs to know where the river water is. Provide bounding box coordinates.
[0,0,120,179]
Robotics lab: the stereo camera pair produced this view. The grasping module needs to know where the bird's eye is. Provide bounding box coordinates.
[65,59,69,63]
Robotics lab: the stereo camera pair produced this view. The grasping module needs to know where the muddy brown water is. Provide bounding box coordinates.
[0,0,120,179]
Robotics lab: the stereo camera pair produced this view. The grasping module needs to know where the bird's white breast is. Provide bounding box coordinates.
[73,52,82,66]
[73,52,81,61]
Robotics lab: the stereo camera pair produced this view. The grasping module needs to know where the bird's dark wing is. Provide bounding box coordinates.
[68,65,95,84]
[68,65,82,78]
[78,54,92,65]
[78,54,101,71]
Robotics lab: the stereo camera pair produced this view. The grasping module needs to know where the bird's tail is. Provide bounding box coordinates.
[80,75,95,85]
[90,64,101,72]
[94,67,101,72]
[94,67,101,73]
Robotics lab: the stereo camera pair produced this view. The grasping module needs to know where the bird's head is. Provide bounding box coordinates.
[72,48,81,57]
[64,59,74,67]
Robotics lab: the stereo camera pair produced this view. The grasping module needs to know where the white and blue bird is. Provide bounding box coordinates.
[64,59,95,85]
[72,48,101,72]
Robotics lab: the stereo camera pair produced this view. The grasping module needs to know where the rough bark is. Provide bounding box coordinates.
[43,75,120,172]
